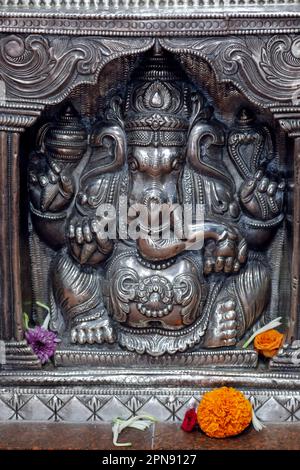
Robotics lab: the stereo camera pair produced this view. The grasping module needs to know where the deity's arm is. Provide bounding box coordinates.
[238,170,285,246]
[66,207,114,266]
[64,168,122,265]
[28,151,79,249]
[28,104,90,249]
[227,109,285,246]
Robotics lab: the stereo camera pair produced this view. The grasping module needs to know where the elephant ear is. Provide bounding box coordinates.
[80,123,127,186]
[186,120,234,191]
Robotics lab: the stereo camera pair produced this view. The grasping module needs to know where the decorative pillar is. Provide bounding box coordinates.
[271,110,300,368]
[0,105,42,369]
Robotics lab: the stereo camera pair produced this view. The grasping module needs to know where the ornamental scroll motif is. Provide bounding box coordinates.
[161,35,300,107]
[0,35,300,107]
[0,35,154,104]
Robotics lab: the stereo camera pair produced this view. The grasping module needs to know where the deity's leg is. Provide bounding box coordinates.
[50,253,115,344]
[203,259,271,348]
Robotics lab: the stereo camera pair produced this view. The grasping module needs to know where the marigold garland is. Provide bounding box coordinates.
[197,387,252,438]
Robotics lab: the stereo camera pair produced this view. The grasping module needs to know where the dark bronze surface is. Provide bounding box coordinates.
[25,42,285,357]
[0,422,299,450]
[0,3,299,423]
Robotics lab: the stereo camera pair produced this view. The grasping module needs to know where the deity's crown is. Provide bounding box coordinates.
[124,43,192,147]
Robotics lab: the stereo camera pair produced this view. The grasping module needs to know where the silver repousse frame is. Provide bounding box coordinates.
[1,1,300,423]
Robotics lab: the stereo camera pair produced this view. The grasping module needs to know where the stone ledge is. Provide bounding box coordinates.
[0,422,299,450]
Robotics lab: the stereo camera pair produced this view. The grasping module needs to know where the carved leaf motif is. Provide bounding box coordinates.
[110,268,139,322]
[260,35,300,88]
[161,36,300,106]
[0,35,154,103]
[173,273,201,326]
[175,38,223,55]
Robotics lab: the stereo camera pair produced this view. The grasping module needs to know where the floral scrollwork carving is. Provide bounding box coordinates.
[161,35,300,107]
[1,34,300,108]
[0,35,154,103]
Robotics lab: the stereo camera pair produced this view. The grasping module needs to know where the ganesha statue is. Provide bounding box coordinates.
[28,44,285,356]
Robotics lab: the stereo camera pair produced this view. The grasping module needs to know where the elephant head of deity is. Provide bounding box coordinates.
[84,44,234,218]
[117,44,238,260]
[123,45,190,215]
[123,45,235,221]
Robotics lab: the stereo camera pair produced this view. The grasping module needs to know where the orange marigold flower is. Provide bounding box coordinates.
[254,329,284,358]
[197,387,252,438]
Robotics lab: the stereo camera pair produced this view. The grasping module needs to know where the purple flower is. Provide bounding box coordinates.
[25,326,59,364]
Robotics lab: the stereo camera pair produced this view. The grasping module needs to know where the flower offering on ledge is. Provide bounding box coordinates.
[25,326,59,364]
[181,407,198,432]
[196,387,252,438]
[254,329,284,358]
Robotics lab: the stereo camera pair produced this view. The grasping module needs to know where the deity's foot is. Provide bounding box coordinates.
[71,307,116,345]
[203,299,237,348]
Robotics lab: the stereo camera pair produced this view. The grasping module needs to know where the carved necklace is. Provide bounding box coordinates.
[136,250,176,270]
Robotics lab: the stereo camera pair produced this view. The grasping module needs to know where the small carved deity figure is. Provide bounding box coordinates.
[28,44,285,356]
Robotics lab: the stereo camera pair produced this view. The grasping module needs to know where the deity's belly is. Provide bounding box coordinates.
[106,246,205,330]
